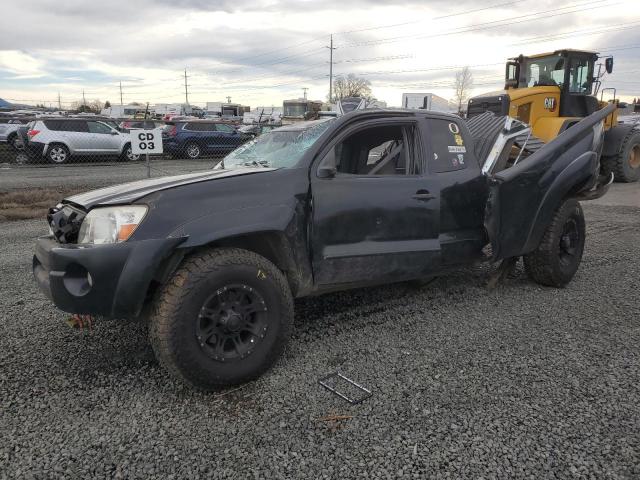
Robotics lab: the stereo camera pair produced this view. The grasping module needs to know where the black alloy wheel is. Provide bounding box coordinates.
[558,217,579,267]
[196,284,269,361]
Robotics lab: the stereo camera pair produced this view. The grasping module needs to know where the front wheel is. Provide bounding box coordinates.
[149,248,294,390]
[524,199,586,287]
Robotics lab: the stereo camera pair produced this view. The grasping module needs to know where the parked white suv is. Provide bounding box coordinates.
[26,118,140,164]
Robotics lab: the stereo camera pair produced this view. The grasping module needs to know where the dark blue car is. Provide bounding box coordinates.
[162,120,248,159]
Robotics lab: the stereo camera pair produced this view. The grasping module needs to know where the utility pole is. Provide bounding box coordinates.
[119,81,124,106]
[184,68,190,105]
[82,89,86,110]
[57,92,62,110]
[326,34,336,102]
[302,87,308,100]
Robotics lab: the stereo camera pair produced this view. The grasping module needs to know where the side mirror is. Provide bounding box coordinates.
[110,130,119,135]
[317,166,337,178]
[318,148,338,178]
[605,57,614,74]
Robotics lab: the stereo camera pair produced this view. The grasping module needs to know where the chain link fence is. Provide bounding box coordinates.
[0,114,267,221]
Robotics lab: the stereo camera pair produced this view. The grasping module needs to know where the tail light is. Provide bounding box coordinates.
[165,125,177,137]
[27,129,40,139]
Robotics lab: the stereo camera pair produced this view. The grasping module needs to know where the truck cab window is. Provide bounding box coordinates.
[333,125,411,175]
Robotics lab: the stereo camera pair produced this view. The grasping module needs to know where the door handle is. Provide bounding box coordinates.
[412,190,435,201]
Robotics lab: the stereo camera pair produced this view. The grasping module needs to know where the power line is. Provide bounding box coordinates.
[186,0,536,74]
[509,20,640,47]
[336,0,622,48]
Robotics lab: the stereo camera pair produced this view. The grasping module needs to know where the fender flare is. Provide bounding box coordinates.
[522,151,597,254]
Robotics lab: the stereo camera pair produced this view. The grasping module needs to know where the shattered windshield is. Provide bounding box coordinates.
[220,119,334,170]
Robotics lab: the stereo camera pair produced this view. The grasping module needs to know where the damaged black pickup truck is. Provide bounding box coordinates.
[34,105,614,389]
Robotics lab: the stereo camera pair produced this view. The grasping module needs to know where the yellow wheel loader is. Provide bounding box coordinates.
[468,49,640,182]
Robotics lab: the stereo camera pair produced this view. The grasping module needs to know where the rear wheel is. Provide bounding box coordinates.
[7,133,22,151]
[149,248,294,390]
[120,143,140,162]
[185,142,201,159]
[524,199,586,288]
[47,144,70,164]
[602,130,640,183]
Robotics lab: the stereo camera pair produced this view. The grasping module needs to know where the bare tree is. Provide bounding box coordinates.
[69,99,105,113]
[453,66,474,115]
[331,74,372,102]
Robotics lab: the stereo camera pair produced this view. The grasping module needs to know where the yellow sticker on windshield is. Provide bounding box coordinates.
[454,134,464,146]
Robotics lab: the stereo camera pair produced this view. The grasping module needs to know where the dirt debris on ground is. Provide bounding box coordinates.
[0,201,638,479]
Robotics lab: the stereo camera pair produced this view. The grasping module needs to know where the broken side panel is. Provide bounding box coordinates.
[485,104,614,260]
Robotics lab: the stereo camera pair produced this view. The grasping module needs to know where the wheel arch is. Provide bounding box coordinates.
[148,230,307,305]
[47,141,73,155]
[521,151,598,254]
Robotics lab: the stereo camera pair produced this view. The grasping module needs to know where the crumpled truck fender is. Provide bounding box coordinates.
[164,202,313,296]
[521,150,598,254]
[169,204,296,248]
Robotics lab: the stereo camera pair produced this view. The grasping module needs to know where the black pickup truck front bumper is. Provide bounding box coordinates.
[33,236,184,318]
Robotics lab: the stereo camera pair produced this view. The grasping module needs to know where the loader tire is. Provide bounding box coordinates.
[524,199,585,288]
[602,129,640,183]
[149,248,293,390]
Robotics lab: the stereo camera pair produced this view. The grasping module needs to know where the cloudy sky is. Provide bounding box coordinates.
[1,0,639,109]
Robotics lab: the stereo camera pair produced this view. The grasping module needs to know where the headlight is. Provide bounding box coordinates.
[77,205,148,245]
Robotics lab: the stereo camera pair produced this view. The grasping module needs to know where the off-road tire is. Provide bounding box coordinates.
[602,129,640,183]
[149,248,294,390]
[46,143,70,164]
[524,199,586,288]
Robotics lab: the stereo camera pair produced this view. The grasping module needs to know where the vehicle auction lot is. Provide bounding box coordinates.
[1,189,639,478]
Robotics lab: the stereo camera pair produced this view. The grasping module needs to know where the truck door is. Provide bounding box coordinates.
[424,117,488,265]
[310,119,441,286]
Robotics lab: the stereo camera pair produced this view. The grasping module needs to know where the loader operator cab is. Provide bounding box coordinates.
[505,50,603,118]
[469,48,640,183]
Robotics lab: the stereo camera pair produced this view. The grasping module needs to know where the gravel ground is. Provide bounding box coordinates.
[1,199,639,479]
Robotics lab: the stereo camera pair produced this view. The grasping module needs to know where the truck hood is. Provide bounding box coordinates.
[65,167,275,209]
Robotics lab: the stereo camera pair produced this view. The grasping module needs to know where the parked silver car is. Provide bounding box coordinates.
[0,118,29,150]
[26,118,140,164]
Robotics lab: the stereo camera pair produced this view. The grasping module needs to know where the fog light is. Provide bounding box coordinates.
[63,263,92,297]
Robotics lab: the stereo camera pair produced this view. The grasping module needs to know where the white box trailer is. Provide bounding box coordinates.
[206,102,248,118]
[101,104,147,118]
[243,106,283,124]
[154,103,186,118]
[401,93,454,113]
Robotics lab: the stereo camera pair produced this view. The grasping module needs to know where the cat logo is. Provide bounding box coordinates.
[544,97,556,111]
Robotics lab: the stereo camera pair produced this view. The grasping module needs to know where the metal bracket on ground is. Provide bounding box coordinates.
[318,372,372,404]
